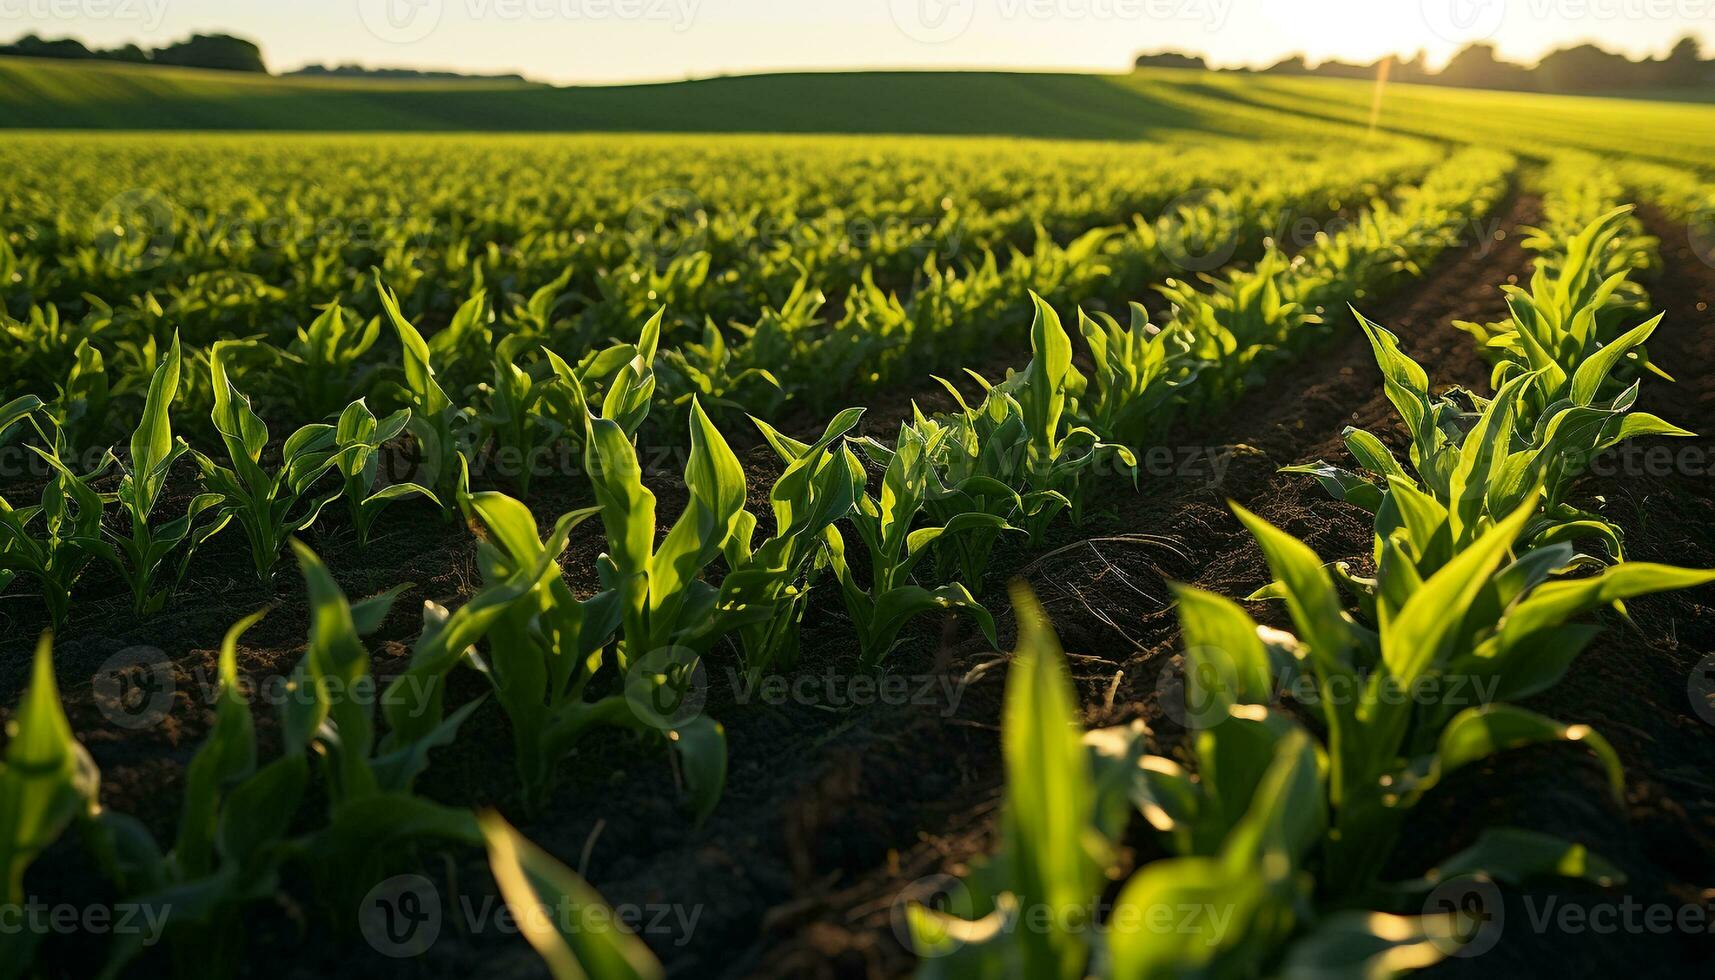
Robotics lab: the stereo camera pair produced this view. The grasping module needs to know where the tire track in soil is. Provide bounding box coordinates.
[739,193,1540,979]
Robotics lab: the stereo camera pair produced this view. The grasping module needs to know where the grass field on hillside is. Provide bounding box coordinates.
[8,55,1715,167]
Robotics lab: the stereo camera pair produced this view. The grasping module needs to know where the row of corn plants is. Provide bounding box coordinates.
[905,179,1713,976]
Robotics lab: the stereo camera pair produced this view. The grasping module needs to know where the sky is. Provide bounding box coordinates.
[6,0,1714,84]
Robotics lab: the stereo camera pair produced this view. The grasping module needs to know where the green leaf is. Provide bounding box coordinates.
[1000,584,1096,980]
[1279,910,1458,980]
[1413,827,1624,890]
[671,715,726,827]
[479,811,664,980]
[1,634,99,906]
[1432,704,1623,803]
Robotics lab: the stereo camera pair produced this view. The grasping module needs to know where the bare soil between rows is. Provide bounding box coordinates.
[8,195,1715,980]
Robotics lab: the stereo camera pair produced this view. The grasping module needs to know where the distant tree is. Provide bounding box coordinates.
[1535,43,1643,91]
[2,34,94,60]
[1262,55,1308,75]
[1436,43,1534,91]
[290,63,526,82]
[1312,59,1377,80]
[1134,51,1206,71]
[151,34,266,73]
[1392,51,1432,84]
[1661,34,1707,86]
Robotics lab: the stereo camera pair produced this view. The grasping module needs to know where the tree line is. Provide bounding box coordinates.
[0,32,266,73]
[1138,35,1711,94]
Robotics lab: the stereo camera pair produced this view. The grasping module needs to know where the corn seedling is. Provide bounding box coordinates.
[1069,302,1184,450]
[332,399,438,547]
[376,273,477,509]
[275,301,381,421]
[0,635,100,980]
[1226,496,1709,893]
[475,334,563,496]
[79,333,229,616]
[827,420,1000,667]
[0,401,109,627]
[722,408,866,679]
[190,343,344,585]
[1288,314,1691,564]
[282,543,485,919]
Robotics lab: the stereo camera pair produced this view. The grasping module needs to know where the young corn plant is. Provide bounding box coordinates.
[721,408,866,680]
[81,333,229,615]
[1157,249,1318,412]
[1227,495,1711,894]
[580,395,772,816]
[454,489,634,816]
[0,400,37,591]
[657,317,784,422]
[190,343,344,585]
[87,609,308,979]
[1068,302,1185,450]
[1287,314,1692,564]
[0,420,108,631]
[376,273,476,509]
[538,306,662,447]
[1456,207,1669,415]
[474,334,563,495]
[282,543,489,920]
[909,589,1454,979]
[583,393,754,656]
[910,295,1134,583]
[276,301,381,421]
[0,634,101,980]
[52,338,111,452]
[479,811,664,980]
[331,399,438,547]
[826,420,1000,667]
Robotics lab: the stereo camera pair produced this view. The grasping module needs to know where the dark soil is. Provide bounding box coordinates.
[7,194,1715,980]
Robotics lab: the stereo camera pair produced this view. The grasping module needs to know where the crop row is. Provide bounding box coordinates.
[0,147,1533,976]
[0,134,1439,433]
[902,163,1713,977]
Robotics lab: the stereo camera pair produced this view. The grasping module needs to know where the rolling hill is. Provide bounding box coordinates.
[4,55,1715,167]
